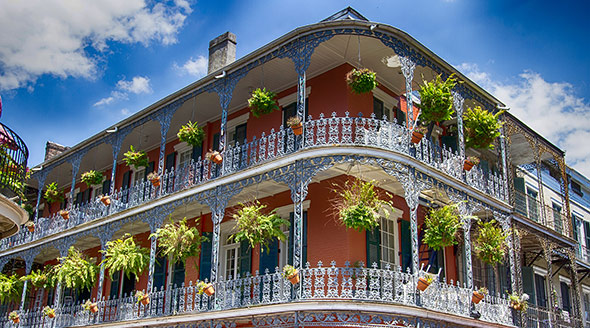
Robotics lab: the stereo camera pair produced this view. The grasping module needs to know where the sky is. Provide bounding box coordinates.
[0,0,589,177]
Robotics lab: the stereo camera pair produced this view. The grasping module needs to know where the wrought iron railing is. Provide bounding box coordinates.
[0,262,513,328]
[1,113,507,252]
[0,122,28,198]
[514,190,571,238]
[526,304,581,328]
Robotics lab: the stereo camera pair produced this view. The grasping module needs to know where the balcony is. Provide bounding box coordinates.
[1,113,507,254]
[514,190,571,239]
[1,262,513,328]
[526,304,581,328]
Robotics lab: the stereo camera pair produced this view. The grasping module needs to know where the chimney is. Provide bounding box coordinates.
[208,32,236,74]
[44,141,69,161]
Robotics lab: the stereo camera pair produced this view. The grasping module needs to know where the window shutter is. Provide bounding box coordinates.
[213,133,220,151]
[199,232,212,281]
[192,144,203,162]
[396,107,406,126]
[121,274,135,297]
[373,98,384,119]
[572,216,579,242]
[521,266,536,305]
[234,123,247,144]
[165,153,176,172]
[102,179,111,195]
[146,161,155,179]
[400,220,411,272]
[288,211,308,266]
[172,261,185,287]
[366,227,381,268]
[514,177,526,215]
[109,271,120,298]
[441,135,457,153]
[83,188,91,204]
[288,213,294,266]
[259,239,278,274]
[75,192,83,205]
[585,221,590,250]
[561,281,571,312]
[122,171,131,189]
[534,274,547,307]
[238,240,252,278]
[153,256,166,290]
[303,211,308,265]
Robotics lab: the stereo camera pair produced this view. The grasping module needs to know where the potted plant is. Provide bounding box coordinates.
[44,182,64,204]
[59,209,70,220]
[52,246,98,292]
[20,267,55,289]
[147,172,160,187]
[472,287,488,304]
[81,170,103,187]
[0,273,23,304]
[423,203,464,251]
[230,201,289,253]
[150,218,208,279]
[474,220,507,265]
[135,290,150,305]
[43,306,56,319]
[346,68,378,94]
[332,179,393,232]
[508,292,529,312]
[282,265,299,285]
[206,150,223,165]
[177,121,205,147]
[196,281,215,296]
[25,221,35,232]
[123,145,149,169]
[100,234,150,281]
[463,106,504,150]
[418,74,456,124]
[463,156,480,171]
[411,126,428,144]
[248,88,279,118]
[417,273,435,291]
[286,116,303,136]
[8,311,19,324]
[100,195,111,206]
[83,300,99,313]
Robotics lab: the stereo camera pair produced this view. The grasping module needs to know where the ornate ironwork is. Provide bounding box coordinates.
[400,56,415,132]
[155,100,183,175]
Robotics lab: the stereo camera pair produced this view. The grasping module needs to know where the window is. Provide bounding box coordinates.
[561,281,571,312]
[572,215,580,243]
[552,203,563,233]
[178,149,192,169]
[221,233,239,279]
[572,180,583,197]
[534,274,547,308]
[526,188,539,222]
[380,217,397,268]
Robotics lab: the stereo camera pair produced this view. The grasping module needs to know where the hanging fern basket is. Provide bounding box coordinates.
[346,68,378,94]
[248,88,279,118]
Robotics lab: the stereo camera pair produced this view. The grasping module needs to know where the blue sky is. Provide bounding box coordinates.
[1,0,589,175]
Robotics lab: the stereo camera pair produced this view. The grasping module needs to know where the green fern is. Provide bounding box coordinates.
[0,273,23,303]
[20,267,55,289]
[418,74,456,124]
[100,233,150,280]
[474,220,507,265]
[463,106,504,150]
[423,203,463,250]
[52,246,98,291]
[333,179,393,232]
[230,201,289,253]
[150,217,208,267]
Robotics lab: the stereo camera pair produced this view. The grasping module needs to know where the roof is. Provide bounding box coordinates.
[321,7,369,22]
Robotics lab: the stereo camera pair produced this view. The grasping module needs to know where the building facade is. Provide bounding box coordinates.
[0,7,583,328]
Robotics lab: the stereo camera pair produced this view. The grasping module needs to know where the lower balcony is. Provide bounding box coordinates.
[526,304,581,328]
[1,262,513,327]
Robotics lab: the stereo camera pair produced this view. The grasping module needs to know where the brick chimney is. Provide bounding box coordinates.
[208,32,236,74]
[44,141,69,161]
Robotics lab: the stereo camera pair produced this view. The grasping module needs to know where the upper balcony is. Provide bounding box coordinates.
[0,120,29,239]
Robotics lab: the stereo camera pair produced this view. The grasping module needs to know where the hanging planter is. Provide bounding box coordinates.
[463,106,504,150]
[474,220,507,266]
[147,172,161,187]
[422,203,464,251]
[472,287,488,304]
[418,74,456,124]
[197,281,215,296]
[282,265,300,285]
[100,195,111,206]
[230,201,289,253]
[44,182,64,204]
[463,156,480,171]
[84,300,99,313]
[508,292,529,312]
[0,273,23,304]
[59,209,70,220]
[286,116,303,135]
[52,246,98,292]
[346,68,378,94]
[123,145,149,169]
[411,126,428,144]
[248,88,279,118]
[135,291,150,305]
[81,170,103,187]
[20,268,55,289]
[332,179,393,232]
[177,121,205,147]
[43,306,56,319]
[100,234,150,281]
[8,311,19,324]
[25,221,35,233]
[206,150,223,165]
[417,273,435,291]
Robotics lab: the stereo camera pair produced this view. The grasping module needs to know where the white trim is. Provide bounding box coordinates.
[372,88,399,110]
[559,275,572,284]
[227,113,250,132]
[274,200,311,218]
[533,266,548,277]
[581,284,590,294]
[277,87,311,107]
[526,184,538,193]
[174,141,192,154]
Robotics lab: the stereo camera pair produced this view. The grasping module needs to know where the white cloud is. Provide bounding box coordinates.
[0,0,191,91]
[458,63,590,177]
[93,96,115,107]
[175,56,208,76]
[121,108,131,116]
[116,76,151,94]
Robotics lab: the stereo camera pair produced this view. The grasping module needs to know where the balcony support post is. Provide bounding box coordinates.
[541,239,557,325]
[533,146,547,224]
[568,249,584,326]
[458,202,473,289]
[498,125,510,204]
[53,241,73,317]
[497,213,517,293]
[400,56,416,132]
[67,151,86,209]
[106,129,131,196]
[155,101,182,176]
[402,170,426,274]
[33,169,49,222]
[452,91,465,159]
[144,208,170,295]
[19,249,38,312]
[96,223,118,303]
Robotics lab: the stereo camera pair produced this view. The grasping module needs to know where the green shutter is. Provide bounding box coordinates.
[238,240,252,277]
[259,239,278,274]
[287,211,308,266]
[522,266,536,306]
[153,256,166,290]
[303,211,308,265]
[192,144,202,161]
[146,161,155,179]
[366,227,381,268]
[514,177,526,215]
[400,220,411,272]
[165,153,176,172]
[109,271,120,298]
[514,177,525,193]
[585,222,590,250]
[102,179,111,195]
[441,135,457,153]
[288,212,294,266]
[172,261,185,287]
[199,232,212,281]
